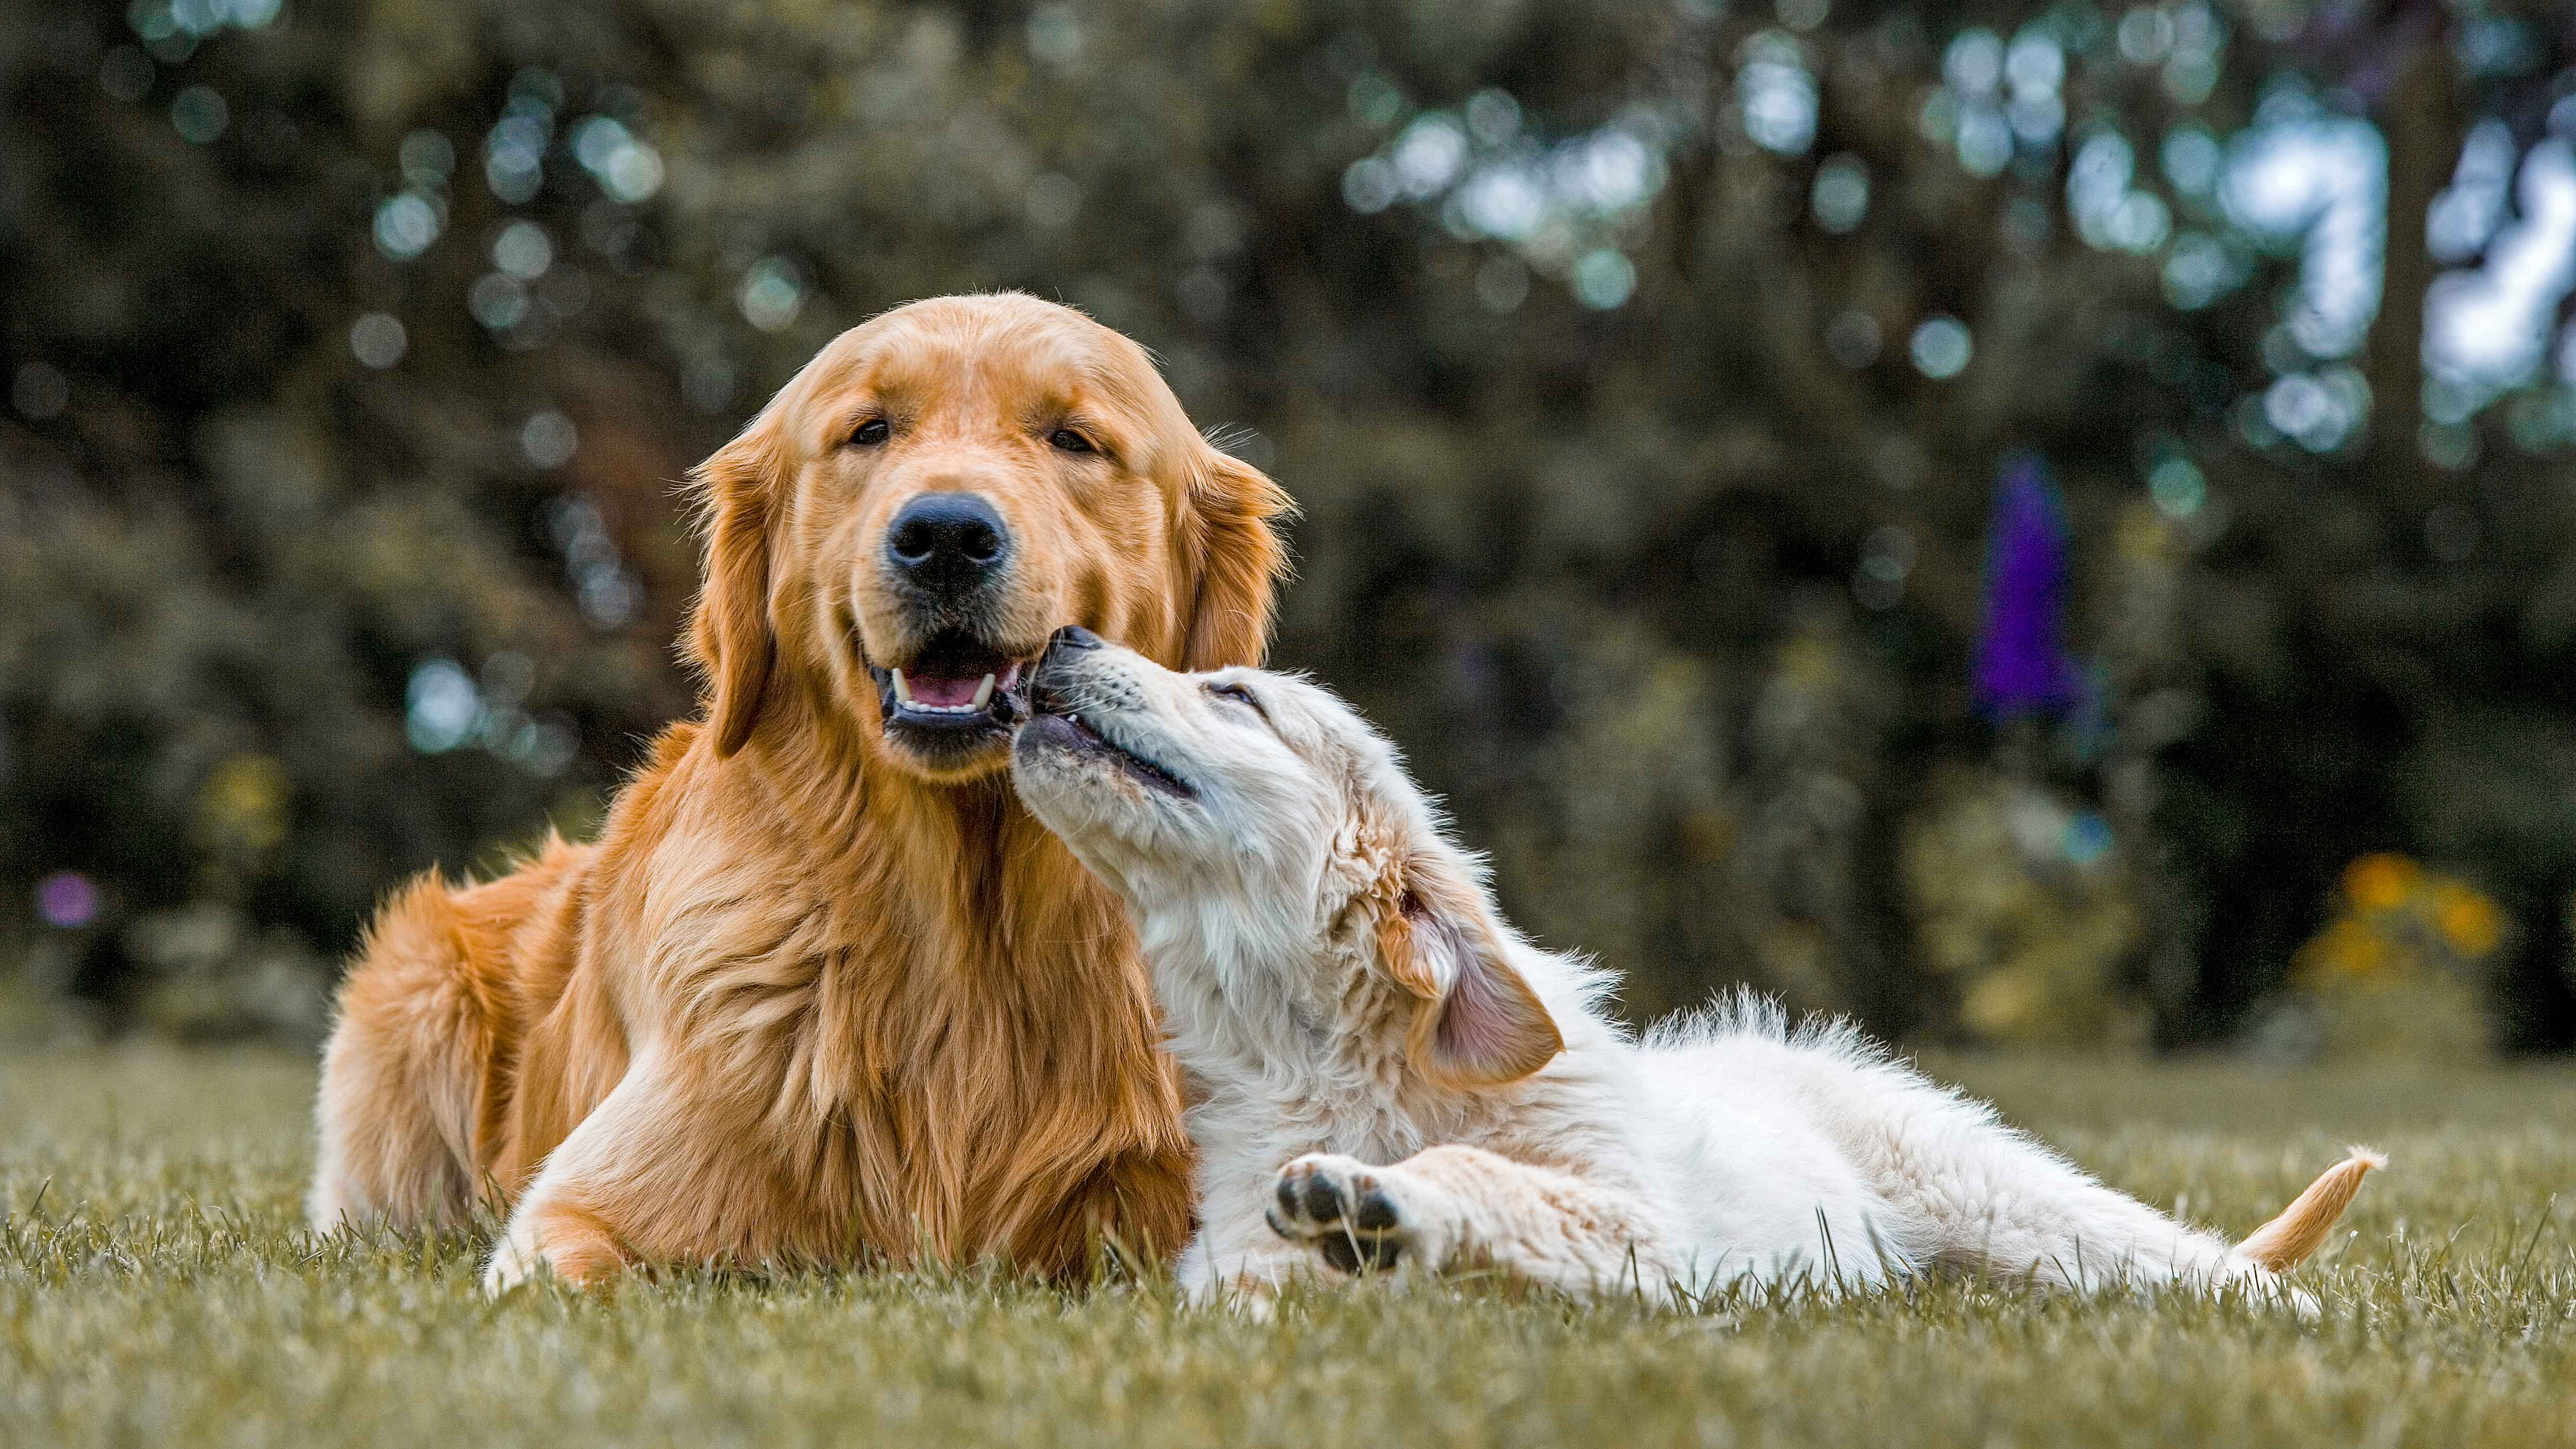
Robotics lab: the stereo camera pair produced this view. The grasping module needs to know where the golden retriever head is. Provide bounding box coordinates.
[686,294,1292,782]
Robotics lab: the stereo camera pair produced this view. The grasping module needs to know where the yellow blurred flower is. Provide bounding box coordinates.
[2342,853,2420,913]
[2431,882,2503,957]
[2294,852,2503,1061]
[2301,917,2391,981]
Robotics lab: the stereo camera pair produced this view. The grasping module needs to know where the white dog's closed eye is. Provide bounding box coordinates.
[1206,679,1267,718]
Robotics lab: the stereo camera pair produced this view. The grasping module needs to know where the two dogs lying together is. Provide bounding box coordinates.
[312,295,2376,1307]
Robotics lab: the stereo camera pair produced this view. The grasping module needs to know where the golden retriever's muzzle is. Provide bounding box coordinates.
[1017,627,1196,799]
[864,492,1041,767]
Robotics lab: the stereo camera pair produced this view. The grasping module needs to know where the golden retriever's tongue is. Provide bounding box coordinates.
[889,658,1022,713]
[906,672,987,709]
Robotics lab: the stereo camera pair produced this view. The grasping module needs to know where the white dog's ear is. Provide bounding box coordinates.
[1373,850,1563,1088]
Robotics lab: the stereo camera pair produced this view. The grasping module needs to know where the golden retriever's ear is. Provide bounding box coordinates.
[1374,849,1564,1088]
[1179,445,1294,671]
[685,418,780,756]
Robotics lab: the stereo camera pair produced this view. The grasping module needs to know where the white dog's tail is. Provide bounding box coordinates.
[2233,1147,2386,1272]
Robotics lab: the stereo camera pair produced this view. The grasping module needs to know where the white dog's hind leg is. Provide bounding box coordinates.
[1811,1058,2373,1305]
[1266,1146,1677,1300]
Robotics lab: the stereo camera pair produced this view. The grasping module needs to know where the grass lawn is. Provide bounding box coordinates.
[3,1044,2573,1448]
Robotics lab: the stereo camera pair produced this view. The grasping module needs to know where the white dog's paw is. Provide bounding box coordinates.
[1267,1154,1446,1276]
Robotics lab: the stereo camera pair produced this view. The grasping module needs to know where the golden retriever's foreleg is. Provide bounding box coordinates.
[1265,1145,1675,1300]
[481,1058,728,1294]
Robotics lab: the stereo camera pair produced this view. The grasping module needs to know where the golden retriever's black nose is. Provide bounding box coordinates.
[887,493,1009,598]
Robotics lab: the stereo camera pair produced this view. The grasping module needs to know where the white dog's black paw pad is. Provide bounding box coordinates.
[1318,1225,1404,1274]
[1279,1169,1344,1226]
[1269,1158,1409,1273]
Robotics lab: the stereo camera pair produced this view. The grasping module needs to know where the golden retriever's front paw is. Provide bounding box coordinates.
[1267,1154,1446,1276]
[481,1234,546,1296]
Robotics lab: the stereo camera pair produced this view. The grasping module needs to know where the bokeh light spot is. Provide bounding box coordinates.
[2148,457,2206,519]
[374,192,441,260]
[1825,309,1881,369]
[521,409,578,470]
[36,872,100,929]
[1911,316,1973,378]
[2117,8,2175,66]
[493,220,553,281]
[1943,29,2004,95]
[1027,4,1085,68]
[406,659,480,753]
[1572,249,1636,309]
[738,257,808,332]
[2162,124,2223,197]
[171,84,228,144]
[2064,812,2114,868]
[349,313,406,369]
[1812,154,1869,232]
[1391,115,1468,198]
[1740,59,1818,156]
[1777,0,1829,33]
[399,129,455,189]
[1464,88,1521,144]
[1955,105,2011,176]
[467,273,528,330]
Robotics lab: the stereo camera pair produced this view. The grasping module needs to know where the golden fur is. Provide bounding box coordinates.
[309,295,1293,1289]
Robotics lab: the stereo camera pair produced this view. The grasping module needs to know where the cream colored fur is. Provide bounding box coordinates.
[1008,640,2378,1307]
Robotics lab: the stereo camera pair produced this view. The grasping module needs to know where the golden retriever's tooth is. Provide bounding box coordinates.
[892,668,913,704]
[972,674,996,710]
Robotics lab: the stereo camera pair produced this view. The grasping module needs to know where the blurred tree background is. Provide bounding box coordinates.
[4,0,2574,1055]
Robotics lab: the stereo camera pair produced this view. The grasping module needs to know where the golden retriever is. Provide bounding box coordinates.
[1008,636,2378,1308]
[308,294,1292,1292]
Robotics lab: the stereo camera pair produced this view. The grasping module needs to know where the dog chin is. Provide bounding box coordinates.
[1011,716,1167,840]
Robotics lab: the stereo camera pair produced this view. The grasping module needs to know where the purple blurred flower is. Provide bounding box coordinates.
[35,871,99,929]
[1973,454,2083,722]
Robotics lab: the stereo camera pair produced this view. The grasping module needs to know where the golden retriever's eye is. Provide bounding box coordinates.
[850,418,891,447]
[1047,428,1094,455]
[1208,681,1267,720]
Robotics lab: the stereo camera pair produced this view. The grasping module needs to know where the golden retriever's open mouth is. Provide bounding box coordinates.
[868,630,1039,763]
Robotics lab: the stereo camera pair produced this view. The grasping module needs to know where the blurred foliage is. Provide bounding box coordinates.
[3,0,2575,1052]
[1904,763,2146,1048]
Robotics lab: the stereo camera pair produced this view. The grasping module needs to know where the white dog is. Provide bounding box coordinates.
[1009,629,2379,1306]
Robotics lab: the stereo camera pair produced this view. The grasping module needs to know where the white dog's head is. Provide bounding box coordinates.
[1009,628,1563,1088]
